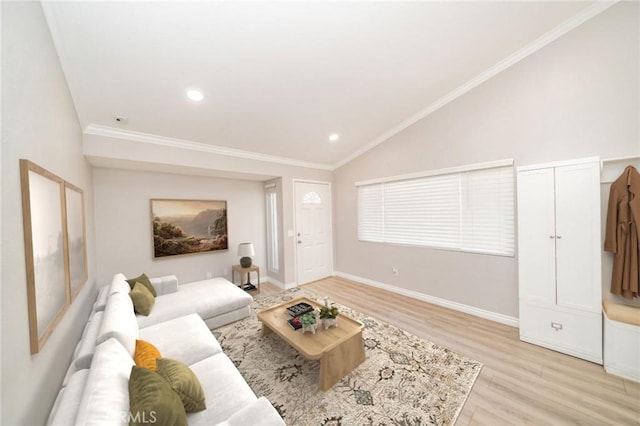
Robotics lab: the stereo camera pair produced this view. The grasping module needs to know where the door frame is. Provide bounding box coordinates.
[292,179,334,286]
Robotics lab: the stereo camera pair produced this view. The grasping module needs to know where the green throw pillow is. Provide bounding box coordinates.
[156,358,206,412]
[129,282,155,316]
[128,366,187,426]
[126,273,157,297]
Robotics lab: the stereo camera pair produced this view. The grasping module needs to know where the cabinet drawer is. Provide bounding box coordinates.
[520,302,602,363]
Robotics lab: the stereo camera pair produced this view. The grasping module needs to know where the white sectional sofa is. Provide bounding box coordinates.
[110,273,254,329]
[47,273,284,426]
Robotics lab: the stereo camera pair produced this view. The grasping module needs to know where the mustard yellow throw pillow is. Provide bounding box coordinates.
[134,339,161,371]
[156,358,206,412]
[129,282,155,316]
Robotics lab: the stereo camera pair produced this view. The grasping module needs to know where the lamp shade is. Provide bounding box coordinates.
[238,243,255,267]
[237,243,255,257]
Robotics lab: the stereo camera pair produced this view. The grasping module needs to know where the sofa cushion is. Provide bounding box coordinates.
[214,397,285,426]
[150,275,179,296]
[73,311,104,370]
[126,273,157,297]
[156,358,206,412]
[603,300,640,326]
[185,353,257,425]
[136,278,252,328]
[129,366,187,426]
[96,292,139,357]
[134,339,161,371]
[109,273,131,295]
[130,282,155,316]
[92,285,109,312]
[46,369,90,426]
[61,361,78,387]
[139,313,222,366]
[75,338,135,426]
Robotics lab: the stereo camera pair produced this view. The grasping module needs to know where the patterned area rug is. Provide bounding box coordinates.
[213,288,482,426]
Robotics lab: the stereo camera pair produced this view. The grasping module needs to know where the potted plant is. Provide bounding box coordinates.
[319,305,339,329]
[300,312,318,334]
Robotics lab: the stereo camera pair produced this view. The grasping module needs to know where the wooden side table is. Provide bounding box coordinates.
[231,264,260,291]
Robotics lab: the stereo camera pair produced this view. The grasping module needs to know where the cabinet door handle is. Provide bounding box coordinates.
[549,235,555,239]
[556,235,562,239]
[551,322,563,331]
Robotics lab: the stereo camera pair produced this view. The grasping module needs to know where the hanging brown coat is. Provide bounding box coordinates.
[604,165,640,299]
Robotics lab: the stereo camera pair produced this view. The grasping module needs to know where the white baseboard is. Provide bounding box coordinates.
[265,277,297,290]
[334,271,519,328]
[604,365,640,383]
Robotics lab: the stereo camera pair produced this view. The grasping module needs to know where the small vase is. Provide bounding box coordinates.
[322,318,338,330]
[302,323,317,334]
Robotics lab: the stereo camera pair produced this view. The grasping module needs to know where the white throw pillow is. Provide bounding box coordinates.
[73,312,104,370]
[75,338,134,426]
[46,369,90,426]
[109,273,130,295]
[96,292,139,356]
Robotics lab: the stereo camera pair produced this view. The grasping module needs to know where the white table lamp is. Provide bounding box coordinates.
[237,243,255,267]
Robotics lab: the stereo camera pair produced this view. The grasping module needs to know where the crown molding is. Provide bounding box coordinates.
[333,0,619,170]
[84,124,334,171]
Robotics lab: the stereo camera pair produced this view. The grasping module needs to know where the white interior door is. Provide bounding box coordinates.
[295,181,333,285]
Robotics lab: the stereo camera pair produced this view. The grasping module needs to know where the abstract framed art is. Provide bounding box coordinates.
[65,182,88,301]
[20,160,70,354]
[151,199,228,258]
[20,159,89,354]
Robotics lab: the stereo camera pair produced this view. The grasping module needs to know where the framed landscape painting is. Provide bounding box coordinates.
[20,160,70,354]
[151,199,228,258]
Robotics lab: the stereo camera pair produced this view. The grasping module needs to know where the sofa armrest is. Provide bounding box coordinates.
[214,397,285,426]
[150,275,178,295]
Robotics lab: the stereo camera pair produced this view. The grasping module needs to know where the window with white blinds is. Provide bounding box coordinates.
[357,162,514,256]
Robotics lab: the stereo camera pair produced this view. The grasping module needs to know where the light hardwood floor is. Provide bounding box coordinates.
[253,276,640,425]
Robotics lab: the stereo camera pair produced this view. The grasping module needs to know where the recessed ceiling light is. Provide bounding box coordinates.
[329,134,339,142]
[187,89,203,101]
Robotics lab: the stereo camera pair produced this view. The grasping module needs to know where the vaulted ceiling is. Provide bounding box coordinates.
[43,1,604,169]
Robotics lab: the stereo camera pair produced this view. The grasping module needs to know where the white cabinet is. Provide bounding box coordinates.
[517,158,602,364]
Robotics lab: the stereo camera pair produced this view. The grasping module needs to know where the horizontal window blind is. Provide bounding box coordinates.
[460,167,514,255]
[384,174,460,248]
[357,184,384,242]
[357,164,514,256]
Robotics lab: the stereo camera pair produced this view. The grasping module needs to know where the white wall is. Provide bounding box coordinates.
[93,168,268,285]
[85,133,334,287]
[333,2,639,320]
[1,3,97,425]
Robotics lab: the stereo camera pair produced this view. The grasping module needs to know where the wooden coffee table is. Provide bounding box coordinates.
[257,296,365,391]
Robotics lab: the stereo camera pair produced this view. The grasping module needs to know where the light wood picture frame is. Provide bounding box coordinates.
[65,182,88,301]
[151,199,228,258]
[20,160,70,354]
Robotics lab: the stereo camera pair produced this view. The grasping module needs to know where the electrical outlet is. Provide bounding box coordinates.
[392,267,399,276]
[206,272,212,279]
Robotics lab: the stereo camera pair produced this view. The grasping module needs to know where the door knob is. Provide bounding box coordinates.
[297,240,302,244]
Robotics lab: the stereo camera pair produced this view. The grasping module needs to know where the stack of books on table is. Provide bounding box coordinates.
[286,302,313,330]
